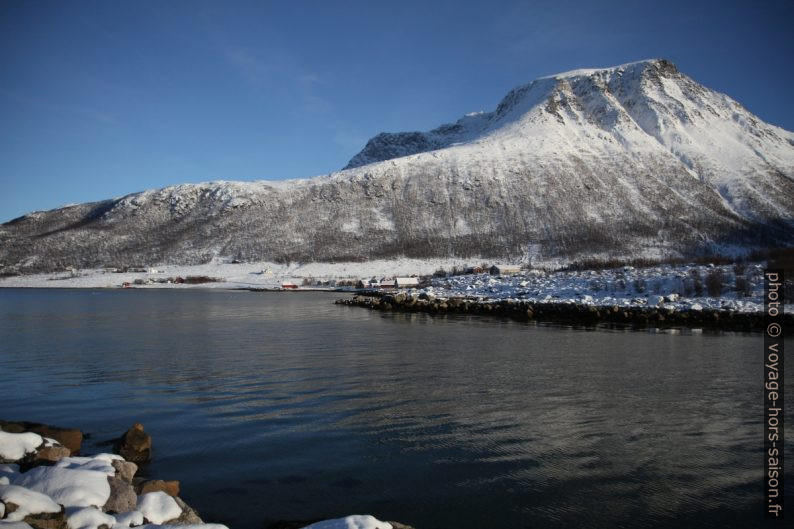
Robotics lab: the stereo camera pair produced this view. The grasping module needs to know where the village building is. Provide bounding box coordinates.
[490,265,522,276]
[395,277,420,288]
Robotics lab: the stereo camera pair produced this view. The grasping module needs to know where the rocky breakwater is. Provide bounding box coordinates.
[336,292,791,332]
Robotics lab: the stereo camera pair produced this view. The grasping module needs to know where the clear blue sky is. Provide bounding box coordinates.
[1,0,793,222]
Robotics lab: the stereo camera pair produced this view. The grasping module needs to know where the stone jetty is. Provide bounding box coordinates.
[335,292,790,332]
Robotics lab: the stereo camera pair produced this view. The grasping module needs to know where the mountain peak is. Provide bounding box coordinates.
[343,59,685,170]
[539,58,676,80]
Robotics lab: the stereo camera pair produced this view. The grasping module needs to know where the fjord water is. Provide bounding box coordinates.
[0,289,788,528]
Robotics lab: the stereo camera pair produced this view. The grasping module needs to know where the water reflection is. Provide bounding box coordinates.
[0,289,790,529]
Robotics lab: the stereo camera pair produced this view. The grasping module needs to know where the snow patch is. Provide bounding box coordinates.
[113,510,145,528]
[0,484,62,521]
[137,492,182,524]
[66,506,117,529]
[12,466,111,508]
[0,431,43,461]
[54,454,123,476]
[137,525,229,529]
[301,515,393,529]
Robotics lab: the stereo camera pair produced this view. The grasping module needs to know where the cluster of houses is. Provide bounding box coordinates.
[452,265,522,276]
[278,265,524,291]
[280,276,422,290]
[358,276,421,289]
[107,261,524,290]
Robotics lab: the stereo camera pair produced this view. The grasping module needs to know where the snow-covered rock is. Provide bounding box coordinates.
[647,295,664,307]
[0,484,62,521]
[301,515,393,529]
[12,466,111,508]
[139,523,229,529]
[0,432,44,462]
[65,506,117,529]
[54,454,124,476]
[136,492,182,524]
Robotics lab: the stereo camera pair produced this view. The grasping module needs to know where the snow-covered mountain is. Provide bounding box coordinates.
[2,59,793,274]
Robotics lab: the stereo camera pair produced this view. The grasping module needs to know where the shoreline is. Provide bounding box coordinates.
[2,259,790,333]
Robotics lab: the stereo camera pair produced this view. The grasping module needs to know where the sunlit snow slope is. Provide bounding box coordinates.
[2,59,792,273]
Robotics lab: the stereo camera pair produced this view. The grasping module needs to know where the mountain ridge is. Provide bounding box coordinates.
[2,59,793,274]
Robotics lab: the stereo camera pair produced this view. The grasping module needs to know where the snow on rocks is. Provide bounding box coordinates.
[0,432,45,462]
[0,422,220,529]
[301,515,393,529]
[136,525,229,529]
[647,295,664,307]
[0,484,62,521]
[65,506,117,529]
[0,421,83,455]
[136,492,181,525]
[54,454,124,476]
[12,466,111,508]
[114,510,145,527]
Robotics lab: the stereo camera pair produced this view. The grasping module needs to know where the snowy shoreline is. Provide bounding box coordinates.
[2,260,786,311]
[0,259,470,290]
[2,259,790,331]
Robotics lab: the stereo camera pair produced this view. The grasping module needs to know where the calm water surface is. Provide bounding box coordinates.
[0,289,790,528]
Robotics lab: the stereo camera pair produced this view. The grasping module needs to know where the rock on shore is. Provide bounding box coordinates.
[0,422,83,456]
[115,424,152,464]
[301,516,400,529]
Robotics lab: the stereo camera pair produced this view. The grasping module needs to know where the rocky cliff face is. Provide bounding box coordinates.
[2,59,793,273]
